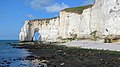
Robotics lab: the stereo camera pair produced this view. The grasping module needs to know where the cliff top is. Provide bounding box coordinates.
[61,4,93,14]
[30,16,59,22]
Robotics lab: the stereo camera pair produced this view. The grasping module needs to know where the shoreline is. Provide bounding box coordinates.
[14,41,120,67]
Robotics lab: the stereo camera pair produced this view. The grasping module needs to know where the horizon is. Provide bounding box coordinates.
[0,0,94,40]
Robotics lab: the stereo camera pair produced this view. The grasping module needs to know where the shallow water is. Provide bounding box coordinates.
[0,40,43,67]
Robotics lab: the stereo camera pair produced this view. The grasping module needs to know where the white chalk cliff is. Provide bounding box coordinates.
[19,0,120,41]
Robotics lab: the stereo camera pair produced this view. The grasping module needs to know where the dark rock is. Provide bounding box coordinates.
[25,55,36,60]
[3,60,7,62]
[6,61,11,64]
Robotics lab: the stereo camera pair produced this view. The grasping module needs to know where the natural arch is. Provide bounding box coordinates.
[32,28,42,41]
[34,32,40,41]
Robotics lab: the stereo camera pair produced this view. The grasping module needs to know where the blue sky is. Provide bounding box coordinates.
[0,0,94,40]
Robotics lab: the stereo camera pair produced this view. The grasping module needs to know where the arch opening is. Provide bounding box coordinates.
[33,32,39,41]
[33,28,42,42]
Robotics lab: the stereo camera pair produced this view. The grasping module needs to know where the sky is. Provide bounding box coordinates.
[0,0,94,40]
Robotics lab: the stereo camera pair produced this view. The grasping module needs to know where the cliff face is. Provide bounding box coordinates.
[59,8,92,38]
[19,17,60,41]
[19,0,120,41]
[91,0,120,35]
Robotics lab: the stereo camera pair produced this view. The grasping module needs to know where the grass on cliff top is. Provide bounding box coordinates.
[61,4,93,14]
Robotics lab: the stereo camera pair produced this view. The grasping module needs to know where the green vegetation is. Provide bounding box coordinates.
[61,5,93,14]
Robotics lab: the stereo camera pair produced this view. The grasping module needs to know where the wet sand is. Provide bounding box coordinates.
[16,42,120,67]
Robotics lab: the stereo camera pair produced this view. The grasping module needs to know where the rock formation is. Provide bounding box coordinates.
[19,17,60,41]
[19,0,120,42]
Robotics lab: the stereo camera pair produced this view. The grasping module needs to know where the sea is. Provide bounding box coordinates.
[0,40,43,67]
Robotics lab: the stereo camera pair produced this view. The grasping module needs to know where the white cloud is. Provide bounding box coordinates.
[26,0,69,13]
[29,0,53,10]
[45,2,69,13]
[83,0,95,5]
[27,14,36,19]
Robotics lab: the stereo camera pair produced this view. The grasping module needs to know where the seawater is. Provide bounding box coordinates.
[0,40,41,67]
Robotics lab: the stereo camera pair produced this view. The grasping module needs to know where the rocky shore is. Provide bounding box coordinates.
[11,42,120,67]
